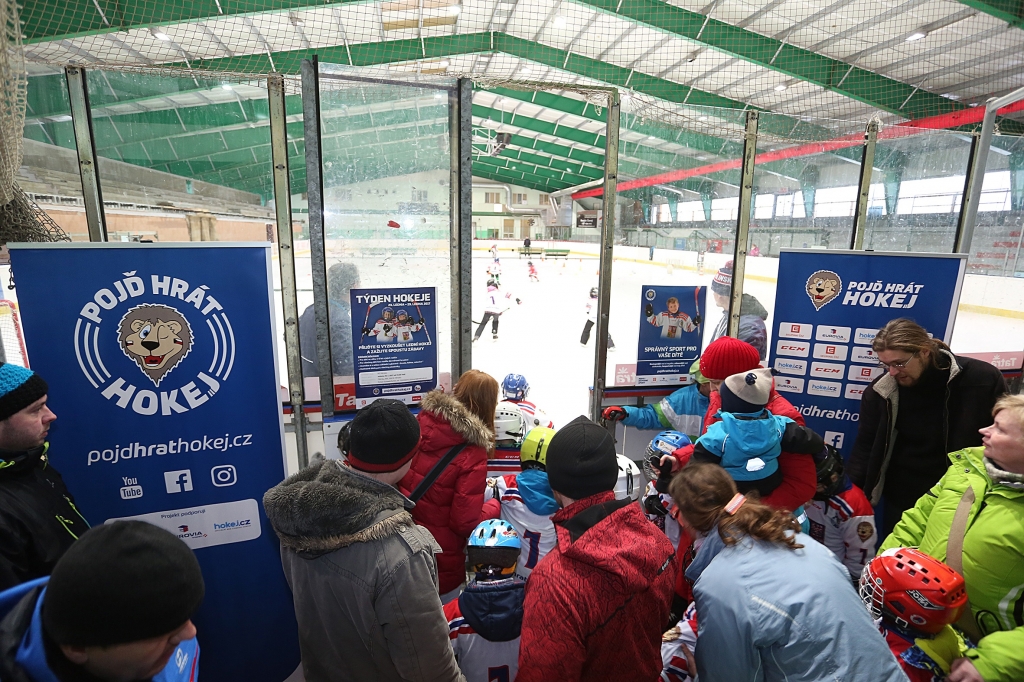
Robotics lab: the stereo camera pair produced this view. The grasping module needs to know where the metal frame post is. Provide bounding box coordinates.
[590,90,620,422]
[958,84,1024,253]
[954,133,982,252]
[728,111,759,338]
[64,67,107,242]
[850,120,879,250]
[450,79,472,380]
[301,57,335,417]
[269,75,309,469]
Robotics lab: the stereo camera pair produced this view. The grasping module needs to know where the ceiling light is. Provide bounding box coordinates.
[774,84,787,92]
[698,116,708,121]
[906,31,927,41]
[448,5,461,15]
[152,30,170,41]
[553,15,567,28]
[221,84,233,91]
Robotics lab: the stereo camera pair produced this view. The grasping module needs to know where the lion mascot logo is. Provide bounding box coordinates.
[118,304,193,387]
[805,270,842,310]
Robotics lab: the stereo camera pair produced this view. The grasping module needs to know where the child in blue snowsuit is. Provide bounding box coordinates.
[601,358,710,439]
[692,368,824,496]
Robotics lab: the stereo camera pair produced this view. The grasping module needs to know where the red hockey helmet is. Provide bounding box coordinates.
[859,548,968,636]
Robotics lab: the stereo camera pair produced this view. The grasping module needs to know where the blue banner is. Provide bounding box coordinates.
[635,285,706,386]
[9,243,299,681]
[351,286,438,407]
[769,249,966,457]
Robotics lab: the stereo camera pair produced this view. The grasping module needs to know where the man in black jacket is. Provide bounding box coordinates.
[847,318,1006,536]
[0,364,88,591]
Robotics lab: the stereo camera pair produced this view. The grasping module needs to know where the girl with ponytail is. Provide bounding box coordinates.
[668,463,906,682]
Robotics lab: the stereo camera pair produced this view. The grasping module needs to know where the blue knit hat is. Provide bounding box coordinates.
[0,363,48,421]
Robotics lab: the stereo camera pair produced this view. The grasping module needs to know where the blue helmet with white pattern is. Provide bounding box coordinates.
[645,430,691,479]
[502,373,530,401]
[468,519,521,578]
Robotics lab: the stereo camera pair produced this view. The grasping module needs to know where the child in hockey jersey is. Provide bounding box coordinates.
[641,431,692,551]
[445,520,526,682]
[645,296,699,340]
[806,445,877,581]
[581,286,615,349]
[860,548,973,682]
[473,279,520,342]
[484,427,559,579]
[527,260,539,282]
[501,373,554,434]
[660,603,699,682]
[690,368,824,496]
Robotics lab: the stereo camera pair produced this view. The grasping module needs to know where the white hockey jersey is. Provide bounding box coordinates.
[647,311,697,340]
[369,317,397,342]
[483,288,515,315]
[393,320,423,343]
[444,581,522,682]
[512,399,553,433]
[805,482,877,579]
[487,473,557,579]
[661,603,699,682]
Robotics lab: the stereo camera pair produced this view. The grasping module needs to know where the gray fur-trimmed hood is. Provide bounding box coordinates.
[419,389,494,449]
[263,459,415,556]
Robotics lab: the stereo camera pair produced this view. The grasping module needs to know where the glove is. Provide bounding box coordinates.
[383,324,392,334]
[643,493,669,517]
[419,317,425,325]
[602,406,628,422]
[693,314,702,325]
[653,453,678,494]
[645,303,653,317]
[361,327,372,335]
[516,298,522,305]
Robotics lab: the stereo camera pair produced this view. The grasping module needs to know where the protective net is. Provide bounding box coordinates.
[0,0,26,206]
[0,300,28,366]
[0,183,72,243]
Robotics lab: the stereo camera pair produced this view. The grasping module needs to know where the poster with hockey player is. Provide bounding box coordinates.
[635,285,705,385]
[769,249,966,458]
[351,286,438,407]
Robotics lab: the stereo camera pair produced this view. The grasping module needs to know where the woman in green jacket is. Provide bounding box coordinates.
[882,394,1024,682]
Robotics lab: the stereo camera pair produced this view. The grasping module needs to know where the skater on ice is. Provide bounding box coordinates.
[580,287,614,349]
[474,279,520,342]
[487,259,502,286]
[527,261,539,282]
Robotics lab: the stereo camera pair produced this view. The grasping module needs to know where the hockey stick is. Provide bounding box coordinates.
[413,302,431,344]
[694,285,702,334]
[361,303,376,340]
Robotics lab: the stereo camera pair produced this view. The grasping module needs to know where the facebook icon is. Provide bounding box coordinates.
[823,431,845,449]
[164,469,194,494]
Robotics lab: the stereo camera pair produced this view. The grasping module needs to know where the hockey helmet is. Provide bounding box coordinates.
[589,286,599,298]
[527,260,533,266]
[487,278,498,289]
[645,431,690,480]
[814,444,846,501]
[382,306,395,320]
[396,308,409,321]
[859,548,968,637]
[520,426,556,470]
[502,373,530,401]
[614,455,642,502]
[495,401,525,445]
[467,519,521,577]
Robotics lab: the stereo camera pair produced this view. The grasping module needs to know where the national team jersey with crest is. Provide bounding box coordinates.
[487,474,556,579]
[805,482,876,579]
[647,311,697,340]
[512,400,553,433]
[445,597,520,682]
[660,603,698,682]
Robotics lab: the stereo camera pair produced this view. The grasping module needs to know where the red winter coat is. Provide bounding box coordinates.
[517,492,676,682]
[399,390,494,595]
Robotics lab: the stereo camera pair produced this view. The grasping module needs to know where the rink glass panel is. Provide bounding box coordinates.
[862,130,972,254]
[604,104,746,389]
[317,68,455,389]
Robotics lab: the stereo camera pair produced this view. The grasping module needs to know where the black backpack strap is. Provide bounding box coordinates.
[409,443,469,502]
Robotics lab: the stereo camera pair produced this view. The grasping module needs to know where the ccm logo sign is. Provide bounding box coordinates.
[776,340,810,358]
[810,362,844,378]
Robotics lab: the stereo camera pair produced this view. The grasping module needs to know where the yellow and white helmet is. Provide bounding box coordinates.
[520,426,556,470]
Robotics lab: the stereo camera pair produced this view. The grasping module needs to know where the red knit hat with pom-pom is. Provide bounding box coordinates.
[699,336,761,380]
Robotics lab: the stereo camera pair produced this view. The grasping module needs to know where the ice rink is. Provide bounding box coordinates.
[268,244,1024,431]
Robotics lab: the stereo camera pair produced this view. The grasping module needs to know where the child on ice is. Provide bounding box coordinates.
[474,279,520,342]
[580,287,615,349]
[445,520,525,682]
[527,261,539,282]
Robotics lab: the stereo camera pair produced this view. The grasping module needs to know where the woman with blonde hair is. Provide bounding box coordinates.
[882,394,1024,681]
[670,462,905,681]
[401,369,499,603]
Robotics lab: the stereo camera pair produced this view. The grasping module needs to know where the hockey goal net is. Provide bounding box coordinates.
[0,300,29,367]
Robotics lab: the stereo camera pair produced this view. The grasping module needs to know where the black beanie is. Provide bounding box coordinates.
[0,363,48,422]
[347,399,420,473]
[43,521,204,646]
[546,415,618,500]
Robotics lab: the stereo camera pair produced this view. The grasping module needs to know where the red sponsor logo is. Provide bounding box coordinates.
[818,367,841,374]
[780,345,804,351]
[826,345,836,355]
[790,324,801,333]
[412,395,422,401]
[859,368,874,377]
